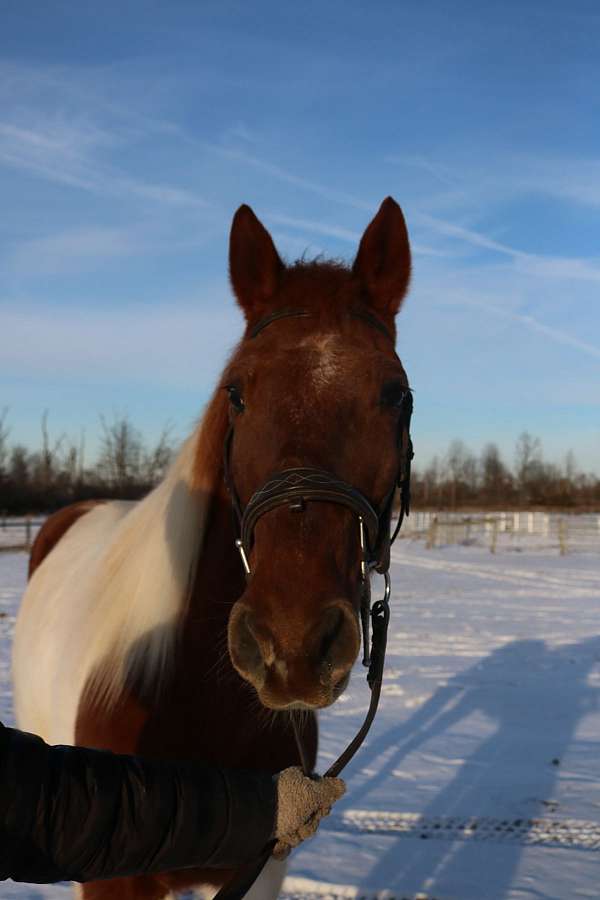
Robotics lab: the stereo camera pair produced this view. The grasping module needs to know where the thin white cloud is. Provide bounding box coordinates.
[266,213,361,243]
[0,299,244,388]
[0,119,208,209]
[267,212,457,259]
[269,231,326,259]
[5,215,223,278]
[514,254,600,284]
[385,154,460,188]
[416,212,525,258]
[452,296,600,363]
[387,149,600,211]
[0,60,179,144]
[417,213,600,283]
[8,227,144,276]
[214,145,600,282]
[513,158,600,211]
[511,312,600,361]
[209,144,373,212]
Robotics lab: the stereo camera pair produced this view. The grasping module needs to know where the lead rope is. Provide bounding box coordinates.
[216,400,411,900]
[214,491,405,900]
[212,576,391,900]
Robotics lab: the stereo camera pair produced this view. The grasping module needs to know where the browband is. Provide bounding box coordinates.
[248,308,311,338]
[249,306,395,343]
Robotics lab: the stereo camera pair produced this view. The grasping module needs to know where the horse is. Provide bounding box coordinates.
[13,196,413,900]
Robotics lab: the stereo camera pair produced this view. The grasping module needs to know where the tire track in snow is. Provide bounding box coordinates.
[282,877,436,900]
[326,809,600,851]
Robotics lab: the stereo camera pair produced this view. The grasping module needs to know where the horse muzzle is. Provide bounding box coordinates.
[227,598,361,709]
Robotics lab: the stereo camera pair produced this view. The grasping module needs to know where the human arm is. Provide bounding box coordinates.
[0,722,345,884]
[0,721,276,883]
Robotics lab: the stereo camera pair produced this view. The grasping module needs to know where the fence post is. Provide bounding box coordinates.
[490,518,498,554]
[558,518,568,556]
[25,516,32,551]
[426,516,438,550]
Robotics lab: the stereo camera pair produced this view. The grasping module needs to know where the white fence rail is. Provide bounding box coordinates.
[0,517,45,552]
[399,511,600,555]
[1,512,599,555]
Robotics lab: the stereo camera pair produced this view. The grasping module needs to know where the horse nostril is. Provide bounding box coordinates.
[228,607,267,683]
[318,606,346,662]
[315,602,360,681]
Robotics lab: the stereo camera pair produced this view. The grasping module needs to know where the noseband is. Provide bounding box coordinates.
[216,306,414,900]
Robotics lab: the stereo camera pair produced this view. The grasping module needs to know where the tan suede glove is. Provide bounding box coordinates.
[272,767,346,859]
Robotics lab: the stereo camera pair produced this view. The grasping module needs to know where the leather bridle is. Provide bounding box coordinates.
[216,306,414,900]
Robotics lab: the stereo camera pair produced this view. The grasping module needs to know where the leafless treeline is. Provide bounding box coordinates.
[0,410,598,514]
[0,410,173,514]
[411,433,600,510]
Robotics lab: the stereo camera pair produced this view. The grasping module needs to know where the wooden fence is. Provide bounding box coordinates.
[1,512,599,556]
[0,516,45,552]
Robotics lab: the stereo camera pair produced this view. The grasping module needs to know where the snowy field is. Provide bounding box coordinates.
[1,539,600,900]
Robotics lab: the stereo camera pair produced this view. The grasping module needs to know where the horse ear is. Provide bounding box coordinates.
[229,205,284,318]
[352,197,411,316]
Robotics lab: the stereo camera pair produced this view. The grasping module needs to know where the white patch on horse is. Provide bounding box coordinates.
[13,427,211,744]
[302,333,342,392]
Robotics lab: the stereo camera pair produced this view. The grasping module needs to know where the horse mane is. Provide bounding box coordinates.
[277,259,359,311]
[85,389,230,708]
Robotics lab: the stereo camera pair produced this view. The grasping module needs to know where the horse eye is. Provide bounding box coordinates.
[380,382,407,410]
[226,385,245,412]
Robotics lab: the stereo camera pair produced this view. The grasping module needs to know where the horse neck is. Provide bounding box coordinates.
[179,391,247,661]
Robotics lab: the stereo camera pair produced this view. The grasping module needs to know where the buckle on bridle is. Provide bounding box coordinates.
[367,571,391,689]
[358,515,368,580]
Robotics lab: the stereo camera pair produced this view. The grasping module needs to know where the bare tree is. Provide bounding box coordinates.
[2,412,599,513]
[142,424,173,484]
[481,443,510,505]
[97,414,144,492]
[0,407,9,480]
[62,438,82,489]
[37,411,65,492]
[514,431,542,502]
[564,450,577,482]
[445,440,477,508]
[95,416,173,493]
[421,455,441,507]
[9,445,30,487]
[78,429,86,483]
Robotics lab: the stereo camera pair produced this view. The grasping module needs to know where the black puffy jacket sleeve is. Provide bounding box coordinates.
[0,721,277,884]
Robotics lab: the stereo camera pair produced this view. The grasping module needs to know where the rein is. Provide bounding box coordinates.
[215,307,413,900]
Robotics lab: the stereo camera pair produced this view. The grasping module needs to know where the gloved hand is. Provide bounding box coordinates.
[272,767,346,859]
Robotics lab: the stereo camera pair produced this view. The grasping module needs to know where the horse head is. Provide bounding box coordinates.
[224,198,412,710]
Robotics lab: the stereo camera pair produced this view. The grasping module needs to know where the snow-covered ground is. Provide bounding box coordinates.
[1,540,600,900]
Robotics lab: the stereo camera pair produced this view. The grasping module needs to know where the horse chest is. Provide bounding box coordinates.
[76,646,317,773]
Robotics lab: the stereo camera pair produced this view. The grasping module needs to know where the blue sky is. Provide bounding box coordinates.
[1,0,599,473]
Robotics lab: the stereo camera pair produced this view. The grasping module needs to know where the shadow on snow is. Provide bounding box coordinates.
[338,637,600,899]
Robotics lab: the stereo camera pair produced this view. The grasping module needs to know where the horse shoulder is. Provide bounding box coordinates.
[28,500,107,579]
